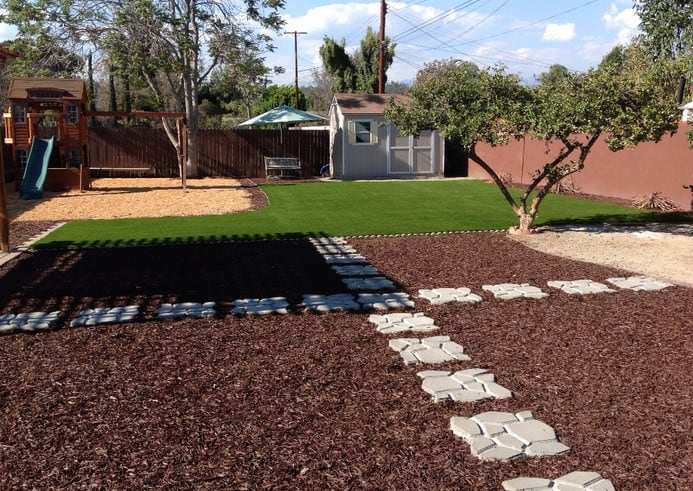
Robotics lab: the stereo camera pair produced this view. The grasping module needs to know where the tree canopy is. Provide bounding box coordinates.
[319,27,395,93]
[386,48,681,232]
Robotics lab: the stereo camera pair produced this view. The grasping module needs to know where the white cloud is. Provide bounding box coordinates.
[542,23,576,42]
[602,2,639,44]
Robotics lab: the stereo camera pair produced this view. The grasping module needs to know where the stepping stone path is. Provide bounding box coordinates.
[482,283,549,300]
[231,297,289,315]
[0,233,655,488]
[0,311,60,334]
[606,275,673,291]
[547,280,615,295]
[157,302,216,319]
[368,312,439,334]
[389,336,470,365]
[502,471,615,491]
[418,287,483,305]
[70,305,140,327]
[417,368,512,402]
[450,411,570,461]
[303,293,361,312]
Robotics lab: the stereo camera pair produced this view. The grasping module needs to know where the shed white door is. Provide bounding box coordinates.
[388,125,434,174]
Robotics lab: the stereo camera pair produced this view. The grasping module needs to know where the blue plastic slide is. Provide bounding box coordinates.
[20,136,55,200]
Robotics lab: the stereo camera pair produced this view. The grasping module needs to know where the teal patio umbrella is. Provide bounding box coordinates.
[237,105,327,128]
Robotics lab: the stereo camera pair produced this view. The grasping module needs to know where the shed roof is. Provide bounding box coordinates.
[333,93,410,116]
[7,78,87,101]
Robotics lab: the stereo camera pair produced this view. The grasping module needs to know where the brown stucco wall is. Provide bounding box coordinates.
[470,122,693,210]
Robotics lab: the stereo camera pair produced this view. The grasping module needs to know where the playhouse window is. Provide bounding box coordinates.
[66,104,79,125]
[16,149,28,168]
[13,104,27,125]
[348,120,379,145]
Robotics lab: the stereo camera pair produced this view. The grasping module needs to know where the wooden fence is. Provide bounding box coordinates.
[87,127,330,178]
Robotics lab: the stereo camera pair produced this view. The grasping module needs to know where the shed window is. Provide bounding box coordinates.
[13,104,27,124]
[348,120,378,145]
[68,148,81,167]
[66,104,79,125]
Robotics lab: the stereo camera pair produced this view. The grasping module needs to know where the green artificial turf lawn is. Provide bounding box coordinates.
[33,180,683,248]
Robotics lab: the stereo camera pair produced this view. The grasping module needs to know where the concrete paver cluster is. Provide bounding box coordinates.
[368,312,439,334]
[389,335,470,365]
[0,311,60,334]
[482,283,550,300]
[606,275,673,291]
[157,302,216,319]
[70,305,140,327]
[418,287,483,304]
[547,280,616,295]
[417,369,513,402]
[231,297,289,315]
[503,471,616,491]
[302,293,361,312]
[450,411,570,461]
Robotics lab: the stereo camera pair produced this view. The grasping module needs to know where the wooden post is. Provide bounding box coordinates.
[0,48,19,252]
[378,0,386,94]
[0,148,9,252]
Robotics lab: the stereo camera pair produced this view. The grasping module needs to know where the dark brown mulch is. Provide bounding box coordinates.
[0,233,691,490]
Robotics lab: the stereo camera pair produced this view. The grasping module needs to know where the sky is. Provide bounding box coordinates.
[267,0,641,86]
[0,0,641,87]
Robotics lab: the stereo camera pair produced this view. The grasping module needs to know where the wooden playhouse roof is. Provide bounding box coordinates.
[333,93,410,116]
[7,78,87,101]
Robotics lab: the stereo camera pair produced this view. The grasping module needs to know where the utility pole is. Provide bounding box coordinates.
[378,0,386,94]
[286,30,307,108]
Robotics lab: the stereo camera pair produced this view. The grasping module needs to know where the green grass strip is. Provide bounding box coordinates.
[33,180,688,249]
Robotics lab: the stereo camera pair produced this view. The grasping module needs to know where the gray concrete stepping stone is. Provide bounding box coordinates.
[309,236,347,245]
[157,302,216,319]
[368,312,439,334]
[418,287,483,305]
[357,292,415,310]
[450,411,570,461]
[503,471,615,491]
[606,275,673,291]
[342,276,395,291]
[547,280,615,295]
[0,311,61,334]
[322,253,368,264]
[482,283,549,300]
[313,244,357,255]
[302,293,360,312]
[389,336,471,365]
[70,305,140,327]
[417,369,512,403]
[331,264,380,276]
[231,297,289,315]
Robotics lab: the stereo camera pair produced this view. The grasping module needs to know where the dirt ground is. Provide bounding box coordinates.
[6,177,255,221]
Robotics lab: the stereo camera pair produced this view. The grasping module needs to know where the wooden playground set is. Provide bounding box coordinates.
[2,77,186,198]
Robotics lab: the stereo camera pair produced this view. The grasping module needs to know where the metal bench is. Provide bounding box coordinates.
[264,157,301,178]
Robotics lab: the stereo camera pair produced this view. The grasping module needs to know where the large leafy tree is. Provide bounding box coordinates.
[1,0,285,179]
[319,27,395,93]
[387,49,680,233]
[635,0,692,61]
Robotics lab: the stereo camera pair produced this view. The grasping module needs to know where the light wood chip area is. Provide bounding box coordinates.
[7,178,254,221]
